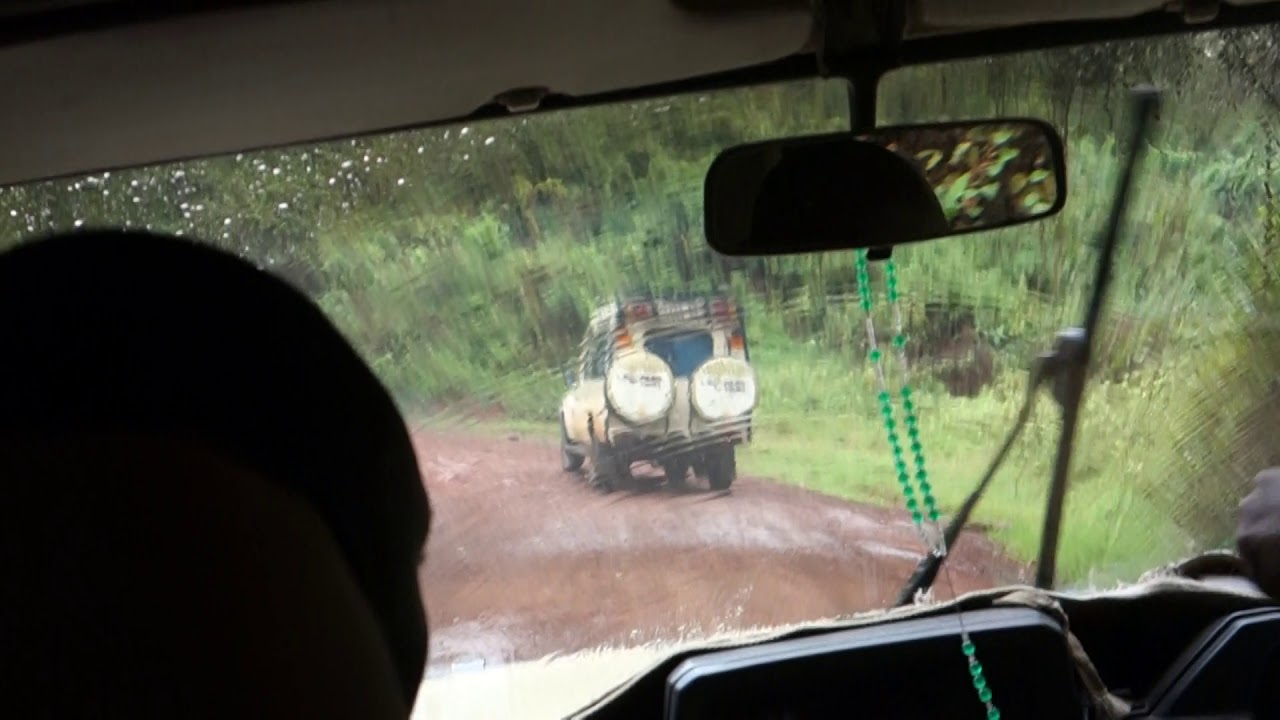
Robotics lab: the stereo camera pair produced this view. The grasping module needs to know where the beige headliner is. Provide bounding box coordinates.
[0,0,1274,186]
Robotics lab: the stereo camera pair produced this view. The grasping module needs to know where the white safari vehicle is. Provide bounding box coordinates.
[559,294,757,492]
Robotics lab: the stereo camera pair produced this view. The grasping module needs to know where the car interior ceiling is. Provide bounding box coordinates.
[9,0,1280,718]
[5,0,1280,188]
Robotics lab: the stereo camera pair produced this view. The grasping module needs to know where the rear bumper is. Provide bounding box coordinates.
[606,415,750,462]
[601,374,753,461]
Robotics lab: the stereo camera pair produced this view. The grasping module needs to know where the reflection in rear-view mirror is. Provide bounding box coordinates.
[703,118,1067,257]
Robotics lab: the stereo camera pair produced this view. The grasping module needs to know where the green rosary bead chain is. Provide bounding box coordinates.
[856,249,999,720]
[855,250,942,548]
[884,259,938,526]
[964,639,1001,719]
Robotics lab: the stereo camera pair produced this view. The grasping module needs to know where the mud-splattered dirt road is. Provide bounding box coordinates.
[413,428,1027,673]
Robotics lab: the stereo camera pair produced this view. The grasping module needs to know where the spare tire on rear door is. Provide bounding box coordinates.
[690,356,757,422]
[604,350,675,426]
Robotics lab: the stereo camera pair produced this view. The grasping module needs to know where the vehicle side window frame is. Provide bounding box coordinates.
[583,334,611,380]
[576,338,592,381]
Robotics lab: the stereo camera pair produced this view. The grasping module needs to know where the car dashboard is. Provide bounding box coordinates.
[666,607,1083,719]
[577,566,1280,720]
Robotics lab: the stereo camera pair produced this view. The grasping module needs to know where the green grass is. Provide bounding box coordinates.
[739,405,1187,588]
[719,321,1194,586]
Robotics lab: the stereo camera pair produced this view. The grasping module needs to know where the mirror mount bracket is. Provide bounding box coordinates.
[865,246,893,262]
[813,0,904,83]
[814,2,904,264]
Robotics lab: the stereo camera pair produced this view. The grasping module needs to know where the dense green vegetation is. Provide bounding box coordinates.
[5,27,1280,587]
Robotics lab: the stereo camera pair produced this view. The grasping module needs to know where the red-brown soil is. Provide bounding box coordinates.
[413,428,1026,672]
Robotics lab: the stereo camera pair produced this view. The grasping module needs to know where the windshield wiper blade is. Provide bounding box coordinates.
[894,349,1049,606]
[893,85,1163,604]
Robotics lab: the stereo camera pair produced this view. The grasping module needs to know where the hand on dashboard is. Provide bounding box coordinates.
[1237,468,1280,599]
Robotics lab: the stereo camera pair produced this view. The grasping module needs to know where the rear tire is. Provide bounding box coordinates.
[589,437,624,493]
[560,417,584,472]
[663,460,689,487]
[705,446,736,491]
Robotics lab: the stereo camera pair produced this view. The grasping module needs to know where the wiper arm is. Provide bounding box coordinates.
[894,343,1052,607]
[1035,86,1160,588]
[893,85,1163,604]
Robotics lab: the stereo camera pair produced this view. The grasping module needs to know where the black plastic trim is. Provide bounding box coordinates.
[0,1,320,48]
[664,606,1086,719]
[1138,607,1280,718]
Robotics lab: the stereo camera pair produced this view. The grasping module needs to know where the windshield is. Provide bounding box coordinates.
[2,25,1276,719]
[645,330,715,377]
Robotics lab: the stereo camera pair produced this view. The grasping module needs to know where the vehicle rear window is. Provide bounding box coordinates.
[645,331,714,377]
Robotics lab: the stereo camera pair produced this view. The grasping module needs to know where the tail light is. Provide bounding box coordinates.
[615,329,633,349]
[729,332,745,352]
[623,302,654,322]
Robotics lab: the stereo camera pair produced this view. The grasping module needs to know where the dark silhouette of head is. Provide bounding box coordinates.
[0,231,429,717]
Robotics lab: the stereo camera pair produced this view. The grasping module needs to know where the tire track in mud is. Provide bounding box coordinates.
[413,428,1027,673]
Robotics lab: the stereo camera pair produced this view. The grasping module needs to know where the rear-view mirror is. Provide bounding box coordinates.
[704,118,1066,256]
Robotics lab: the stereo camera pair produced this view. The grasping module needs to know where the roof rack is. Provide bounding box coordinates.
[586,292,743,337]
